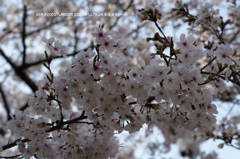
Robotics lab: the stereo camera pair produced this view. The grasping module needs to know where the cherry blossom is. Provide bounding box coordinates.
[92,27,107,44]
[214,44,233,65]
[176,34,195,52]
[163,73,180,90]
[99,37,115,53]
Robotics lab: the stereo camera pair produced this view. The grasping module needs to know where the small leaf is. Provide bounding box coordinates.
[93,55,98,67]
[44,50,48,59]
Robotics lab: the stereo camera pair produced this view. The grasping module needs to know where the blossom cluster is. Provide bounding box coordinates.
[172,1,221,30]
[4,21,234,158]
[195,3,221,28]
[42,37,68,58]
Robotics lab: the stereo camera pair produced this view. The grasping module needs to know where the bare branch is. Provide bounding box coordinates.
[0,48,38,92]
[21,5,27,65]
[19,102,28,111]
[0,154,22,159]
[1,139,29,151]
[0,84,11,120]
[19,43,94,70]
[46,111,87,132]
[109,0,134,29]
[26,19,68,37]
[73,22,79,54]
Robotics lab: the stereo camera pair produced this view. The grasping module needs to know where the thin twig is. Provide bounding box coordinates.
[225,101,238,118]
[109,0,134,29]
[1,139,29,151]
[154,21,169,42]
[0,154,22,159]
[46,111,87,132]
[200,56,217,71]
[19,43,94,70]
[208,24,225,44]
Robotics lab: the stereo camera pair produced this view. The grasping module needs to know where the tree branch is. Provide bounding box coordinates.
[73,23,79,54]
[109,0,134,29]
[1,139,29,151]
[21,5,27,65]
[46,111,87,132]
[0,48,38,92]
[200,56,217,72]
[19,43,94,70]
[26,19,68,37]
[154,21,169,42]
[0,154,22,159]
[0,84,11,120]
[19,102,28,111]
[0,23,21,40]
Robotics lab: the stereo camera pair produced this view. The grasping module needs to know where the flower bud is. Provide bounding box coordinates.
[218,143,224,149]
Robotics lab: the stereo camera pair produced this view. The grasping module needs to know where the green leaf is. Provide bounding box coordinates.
[93,55,98,67]
[223,63,228,69]
[175,49,181,54]
[44,50,48,59]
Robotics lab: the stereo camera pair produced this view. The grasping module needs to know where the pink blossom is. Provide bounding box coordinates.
[92,27,107,44]
[99,37,115,53]
[177,34,195,52]
[215,44,233,65]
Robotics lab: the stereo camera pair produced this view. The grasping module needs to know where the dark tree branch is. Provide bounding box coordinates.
[26,18,68,37]
[19,102,28,111]
[0,84,11,120]
[0,154,22,159]
[0,23,21,40]
[201,71,240,86]
[154,21,169,42]
[46,111,87,132]
[73,23,79,54]
[21,5,27,65]
[19,43,94,70]
[19,51,80,69]
[109,0,134,29]
[229,65,240,85]
[1,139,29,151]
[208,24,225,44]
[126,23,146,38]
[0,48,38,92]
[200,56,217,72]
[228,30,240,43]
